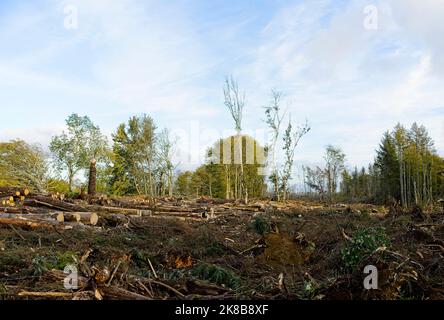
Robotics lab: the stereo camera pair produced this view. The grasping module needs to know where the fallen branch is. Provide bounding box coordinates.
[18,291,73,298]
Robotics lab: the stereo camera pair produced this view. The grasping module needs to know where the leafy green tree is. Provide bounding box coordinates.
[0,140,48,192]
[109,124,135,195]
[209,135,266,199]
[281,118,310,200]
[175,171,193,196]
[324,145,346,201]
[109,115,157,199]
[49,114,109,192]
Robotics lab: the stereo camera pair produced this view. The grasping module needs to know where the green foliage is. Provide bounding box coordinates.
[175,171,193,196]
[373,123,443,206]
[31,251,78,276]
[251,216,270,235]
[0,140,48,192]
[331,123,443,206]
[191,263,241,289]
[341,227,389,271]
[31,256,51,276]
[177,135,267,199]
[109,115,157,196]
[280,119,310,200]
[46,178,70,194]
[50,113,109,192]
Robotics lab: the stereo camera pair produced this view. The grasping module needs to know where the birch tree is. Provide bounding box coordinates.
[264,90,285,201]
[224,76,248,203]
[281,118,310,201]
[324,145,346,201]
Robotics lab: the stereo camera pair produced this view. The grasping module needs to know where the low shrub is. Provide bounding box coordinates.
[341,227,390,271]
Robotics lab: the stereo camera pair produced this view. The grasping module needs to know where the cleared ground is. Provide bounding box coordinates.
[0,194,443,300]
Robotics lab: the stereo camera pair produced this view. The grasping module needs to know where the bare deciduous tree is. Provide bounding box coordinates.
[224,76,248,203]
[264,90,286,201]
[281,118,310,201]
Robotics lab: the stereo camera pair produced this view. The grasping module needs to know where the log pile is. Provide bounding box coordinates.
[0,187,275,231]
[1,186,334,232]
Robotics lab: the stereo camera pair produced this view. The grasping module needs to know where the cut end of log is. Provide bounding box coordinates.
[64,212,99,226]
[56,213,65,222]
[90,212,99,225]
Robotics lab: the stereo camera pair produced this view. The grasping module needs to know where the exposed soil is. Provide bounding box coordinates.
[0,190,443,300]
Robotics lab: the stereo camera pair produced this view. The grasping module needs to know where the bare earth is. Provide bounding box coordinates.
[0,188,443,300]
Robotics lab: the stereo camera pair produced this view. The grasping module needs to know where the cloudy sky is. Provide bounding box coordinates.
[0,0,443,174]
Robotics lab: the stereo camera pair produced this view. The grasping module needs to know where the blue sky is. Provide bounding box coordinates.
[0,0,443,177]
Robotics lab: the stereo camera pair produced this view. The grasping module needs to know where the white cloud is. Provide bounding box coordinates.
[0,0,442,173]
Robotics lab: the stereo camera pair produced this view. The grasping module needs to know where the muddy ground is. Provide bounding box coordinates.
[0,197,443,300]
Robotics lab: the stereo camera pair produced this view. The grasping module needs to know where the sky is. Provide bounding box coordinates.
[0,0,443,179]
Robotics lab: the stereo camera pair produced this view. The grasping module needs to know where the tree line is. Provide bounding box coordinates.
[0,78,310,204]
[0,78,442,207]
[303,123,444,207]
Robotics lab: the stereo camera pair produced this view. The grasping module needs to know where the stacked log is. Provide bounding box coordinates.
[63,212,99,225]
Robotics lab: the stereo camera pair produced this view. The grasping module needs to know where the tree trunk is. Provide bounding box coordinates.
[168,169,173,197]
[68,168,74,193]
[88,159,97,196]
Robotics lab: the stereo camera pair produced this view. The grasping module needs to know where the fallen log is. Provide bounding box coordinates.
[219,205,261,212]
[0,187,31,198]
[154,205,195,213]
[99,286,152,300]
[0,213,65,222]
[154,211,203,218]
[63,212,99,225]
[0,217,59,230]
[185,279,231,296]
[18,291,73,298]
[24,196,89,212]
[43,269,88,288]
[85,205,150,216]
[0,206,51,214]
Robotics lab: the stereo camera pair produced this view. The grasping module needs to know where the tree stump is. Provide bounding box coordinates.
[88,159,97,196]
